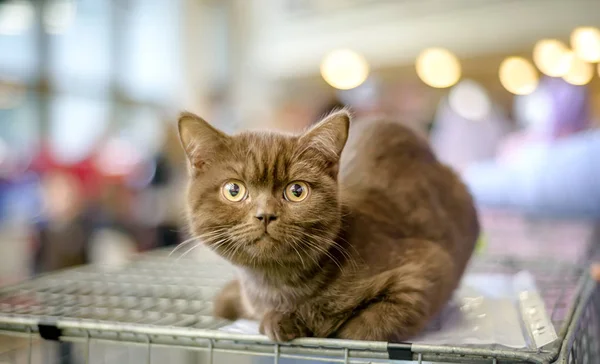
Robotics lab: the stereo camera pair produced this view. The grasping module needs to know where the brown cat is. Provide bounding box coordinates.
[178,110,479,342]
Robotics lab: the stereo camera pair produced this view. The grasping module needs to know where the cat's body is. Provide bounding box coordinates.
[178,110,479,342]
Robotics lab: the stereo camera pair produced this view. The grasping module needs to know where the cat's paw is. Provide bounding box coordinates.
[259,311,310,342]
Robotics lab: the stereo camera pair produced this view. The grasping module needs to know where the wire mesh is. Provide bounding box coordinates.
[0,247,595,364]
[0,249,233,329]
[558,279,600,364]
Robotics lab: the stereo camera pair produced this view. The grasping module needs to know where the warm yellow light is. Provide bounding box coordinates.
[499,57,539,95]
[533,39,572,77]
[415,48,461,88]
[571,27,600,63]
[562,56,593,85]
[320,49,369,90]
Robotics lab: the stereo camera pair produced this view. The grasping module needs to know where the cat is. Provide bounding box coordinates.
[178,110,479,342]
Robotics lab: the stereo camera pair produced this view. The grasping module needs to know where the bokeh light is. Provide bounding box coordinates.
[571,27,600,63]
[499,57,539,95]
[562,56,593,85]
[448,80,491,121]
[416,48,461,88]
[514,86,552,131]
[533,39,572,77]
[0,0,34,35]
[43,0,77,35]
[320,49,369,90]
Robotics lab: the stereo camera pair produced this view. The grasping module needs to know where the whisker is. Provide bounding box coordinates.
[170,231,230,258]
[292,229,359,272]
[176,233,234,261]
[289,238,306,269]
[229,239,246,263]
[169,237,200,257]
[169,227,231,256]
[300,237,344,271]
[292,226,359,261]
[176,242,204,261]
[215,239,236,260]
[227,225,259,240]
[208,238,231,252]
[290,235,318,268]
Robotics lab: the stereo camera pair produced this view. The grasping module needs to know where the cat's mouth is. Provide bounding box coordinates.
[251,233,274,245]
[245,231,284,251]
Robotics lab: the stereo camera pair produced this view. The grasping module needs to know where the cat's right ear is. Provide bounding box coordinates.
[299,109,350,162]
[178,112,228,174]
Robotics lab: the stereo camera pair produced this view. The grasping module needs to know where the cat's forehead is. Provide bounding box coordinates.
[231,131,297,158]
[223,132,313,185]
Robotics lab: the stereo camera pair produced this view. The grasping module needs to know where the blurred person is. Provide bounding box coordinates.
[88,181,137,266]
[464,128,600,216]
[146,151,183,248]
[32,170,92,274]
[430,88,513,173]
[463,77,600,217]
[31,169,92,364]
[0,172,41,287]
[498,77,590,163]
[133,126,187,250]
[29,146,100,274]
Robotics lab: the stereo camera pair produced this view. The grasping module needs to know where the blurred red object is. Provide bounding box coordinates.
[93,138,144,183]
[30,144,103,199]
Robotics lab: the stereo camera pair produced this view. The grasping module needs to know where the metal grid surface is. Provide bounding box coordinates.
[559,277,600,364]
[0,248,593,364]
[0,249,234,330]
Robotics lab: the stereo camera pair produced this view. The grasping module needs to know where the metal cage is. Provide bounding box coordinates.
[0,246,597,364]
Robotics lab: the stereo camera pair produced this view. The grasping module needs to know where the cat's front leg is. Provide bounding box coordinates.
[213,280,250,321]
[259,310,311,342]
[334,300,428,342]
[333,244,454,342]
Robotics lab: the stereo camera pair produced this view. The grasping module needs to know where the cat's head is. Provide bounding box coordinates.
[178,110,350,269]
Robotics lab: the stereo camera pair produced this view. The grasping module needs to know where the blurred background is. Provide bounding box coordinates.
[0,0,600,287]
[1,0,600,363]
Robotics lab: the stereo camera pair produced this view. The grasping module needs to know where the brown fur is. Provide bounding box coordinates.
[178,110,479,342]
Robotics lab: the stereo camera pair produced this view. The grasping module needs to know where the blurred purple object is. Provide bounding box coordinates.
[464,129,600,217]
[430,93,512,172]
[514,77,590,140]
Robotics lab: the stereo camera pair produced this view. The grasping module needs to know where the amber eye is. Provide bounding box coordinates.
[222,180,247,202]
[284,181,309,202]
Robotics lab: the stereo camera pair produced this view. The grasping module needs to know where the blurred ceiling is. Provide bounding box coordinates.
[249,0,600,79]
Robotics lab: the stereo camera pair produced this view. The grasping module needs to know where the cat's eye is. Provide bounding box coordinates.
[222,180,247,202]
[284,181,309,202]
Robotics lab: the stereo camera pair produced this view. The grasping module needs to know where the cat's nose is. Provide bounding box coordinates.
[255,212,278,226]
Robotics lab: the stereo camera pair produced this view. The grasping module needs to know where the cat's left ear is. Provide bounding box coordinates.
[299,109,350,162]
